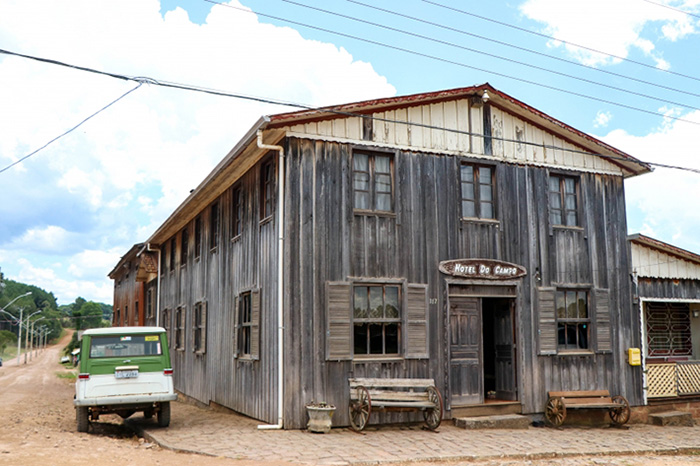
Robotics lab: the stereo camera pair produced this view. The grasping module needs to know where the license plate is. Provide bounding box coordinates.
[115,370,138,379]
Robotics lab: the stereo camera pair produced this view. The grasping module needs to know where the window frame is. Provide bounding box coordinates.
[161,308,171,348]
[175,306,186,351]
[352,282,403,358]
[231,185,243,240]
[209,201,220,251]
[260,158,275,221]
[169,238,176,273]
[460,162,496,221]
[237,292,253,358]
[146,287,154,319]
[555,288,590,352]
[194,216,202,260]
[549,174,580,228]
[193,300,207,354]
[352,149,395,214]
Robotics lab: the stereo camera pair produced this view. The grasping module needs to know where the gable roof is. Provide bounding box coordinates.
[629,234,700,280]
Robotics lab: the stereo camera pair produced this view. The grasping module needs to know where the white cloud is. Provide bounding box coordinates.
[0,0,395,305]
[16,258,113,304]
[593,111,613,128]
[520,0,698,67]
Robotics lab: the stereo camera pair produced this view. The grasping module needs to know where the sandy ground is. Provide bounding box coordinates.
[1,331,700,466]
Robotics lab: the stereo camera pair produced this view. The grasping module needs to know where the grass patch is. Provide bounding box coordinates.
[56,370,77,380]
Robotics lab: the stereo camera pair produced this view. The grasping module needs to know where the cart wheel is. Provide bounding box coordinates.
[349,386,371,431]
[545,396,566,427]
[609,395,630,425]
[423,386,443,430]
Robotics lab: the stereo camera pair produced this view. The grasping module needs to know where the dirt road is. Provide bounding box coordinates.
[1,331,700,466]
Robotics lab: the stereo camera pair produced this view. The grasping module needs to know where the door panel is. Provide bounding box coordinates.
[494,300,517,401]
[449,296,482,405]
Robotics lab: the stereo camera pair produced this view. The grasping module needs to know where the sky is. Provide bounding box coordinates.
[1,0,699,305]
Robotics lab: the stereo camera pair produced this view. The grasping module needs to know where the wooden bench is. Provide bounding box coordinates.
[544,390,630,427]
[348,378,443,431]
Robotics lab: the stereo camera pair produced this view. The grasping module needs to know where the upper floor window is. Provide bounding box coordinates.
[180,227,189,265]
[194,216,202,260]
[169,238,176,272]
[261,159,275,219]
[353,151,393,212]
[460,164,495,219]
[556,289,589,350]
[134,301,140,325]
[549,175,578,227]
[232,186,243,239]
[353,284,401,355]
[210,202,220,250]
[146,288,154,319]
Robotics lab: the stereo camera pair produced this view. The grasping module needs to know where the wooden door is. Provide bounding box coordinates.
[449,296,482,405]
[494,300,517,401]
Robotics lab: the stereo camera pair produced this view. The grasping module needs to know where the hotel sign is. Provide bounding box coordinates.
[439,259,527,280]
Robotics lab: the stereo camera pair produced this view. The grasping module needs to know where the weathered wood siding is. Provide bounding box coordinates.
[157,156,279,424]
[283,136,641,428]
[112,263,145,327]
[637,278,700,301]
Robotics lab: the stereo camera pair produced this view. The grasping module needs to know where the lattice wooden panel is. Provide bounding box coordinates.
[647,363,677,398]
[678,362,700,395]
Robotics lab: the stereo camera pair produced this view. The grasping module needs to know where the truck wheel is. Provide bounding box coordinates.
[143,408,154,419]
[77,406,89,433]
[157,402,170,427]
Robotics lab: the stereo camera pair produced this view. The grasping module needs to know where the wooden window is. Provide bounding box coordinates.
[180,226,188,266]
[326,281,428,360]
[160,249,166,275]
[232,186,243,239]
[134,301,139,326]
[175,306,185,351]
[146,288,154,319]
[194,216,202,260]
[549,175,578,226]
[353,151,393,212]
[125,306,129,325]
[353,284,401,355]
[261,159,274,219]
[556,289,589,350]
[460,164,495,219]
[161,308,171,348]
[210,201,220,250]
[193,301,207,354]
[115,308,121,326]
[235,290,260,359]
[169,238,176,272]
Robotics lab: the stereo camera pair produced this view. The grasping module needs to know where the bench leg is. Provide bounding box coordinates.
[609,395,630,425]
[349,386,371,431]
[545,396,566,427]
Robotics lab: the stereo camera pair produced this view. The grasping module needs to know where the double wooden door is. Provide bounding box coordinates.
[449,296,517,405]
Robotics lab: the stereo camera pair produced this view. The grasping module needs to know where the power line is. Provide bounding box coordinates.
[202,0,700,127]
[641,0,700,20]
[422,0,700,85]
[282,0,700,114]
[0,82,143,174]
[5,47,700,174]
[345,0,700,101]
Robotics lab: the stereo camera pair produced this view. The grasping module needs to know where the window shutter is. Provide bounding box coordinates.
[191,305,196,353]
[201,301,207,354]
[594,288,612,354]
[537,287,557,355]
[250,289,260,360]
[405,284,429,359]
[326,282,352,360]
[233,296,239,359]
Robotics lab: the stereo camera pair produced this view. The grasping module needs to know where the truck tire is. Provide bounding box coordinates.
[77,406,89,433]
[157,402,170,427]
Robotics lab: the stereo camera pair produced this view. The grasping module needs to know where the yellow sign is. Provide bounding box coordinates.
[145,335,159,342]
[628,348,641,366]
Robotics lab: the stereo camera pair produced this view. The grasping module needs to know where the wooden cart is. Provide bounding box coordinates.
[544,390,631,427]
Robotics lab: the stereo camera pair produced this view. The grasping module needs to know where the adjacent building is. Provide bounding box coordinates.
[111,83,653,428]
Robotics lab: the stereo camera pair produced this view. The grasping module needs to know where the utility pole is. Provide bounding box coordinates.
[16,308,22,366]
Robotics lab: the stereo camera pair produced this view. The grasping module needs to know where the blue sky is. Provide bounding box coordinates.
[1,0,699,304]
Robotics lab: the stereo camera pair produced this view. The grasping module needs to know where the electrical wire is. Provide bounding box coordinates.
[422,0,700,84]
[281,0,700,114]
[345,0,700,101]
[641,0,700,20]
[5,47,700,174]
[0,82,144,174]
[202,0,700,127]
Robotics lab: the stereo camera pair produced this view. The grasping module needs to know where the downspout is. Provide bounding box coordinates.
[256,129,285,430]
[146,243,162,327]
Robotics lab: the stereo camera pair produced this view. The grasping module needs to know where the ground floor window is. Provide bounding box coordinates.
[175,306,185,351]
[353,284,401,355]
[193,301,207,354]
[646,302,691,358]
[556,289,589,350]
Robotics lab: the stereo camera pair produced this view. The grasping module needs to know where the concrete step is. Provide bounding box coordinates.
[649,411,694,427]
[454,414,531,430]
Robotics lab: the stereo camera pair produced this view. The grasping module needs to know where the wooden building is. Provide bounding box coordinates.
[108,243,157,327]
[116,84,652,428]
[630,234,700,402]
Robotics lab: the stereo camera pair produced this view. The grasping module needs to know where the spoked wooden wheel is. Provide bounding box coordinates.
[545,396,566,427]
[349,386,371,431]
[609,395,630,425]
[423,386,443,430]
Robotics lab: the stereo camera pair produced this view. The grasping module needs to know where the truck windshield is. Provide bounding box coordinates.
[89,335,163,358]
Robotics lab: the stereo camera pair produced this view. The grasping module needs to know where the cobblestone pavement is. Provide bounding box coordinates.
[128,401,700,465]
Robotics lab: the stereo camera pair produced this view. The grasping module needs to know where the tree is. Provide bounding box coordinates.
[75,301,103,330]
[0,330,16,357]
